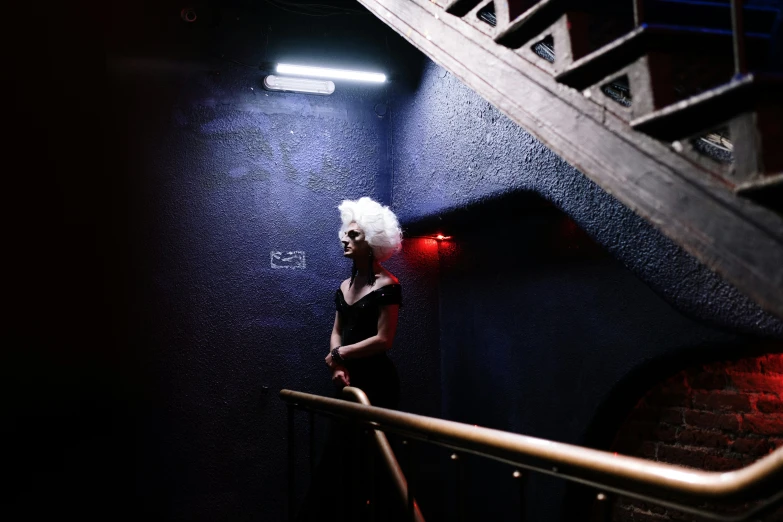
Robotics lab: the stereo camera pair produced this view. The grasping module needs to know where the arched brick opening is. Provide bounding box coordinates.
[599,348,783,521]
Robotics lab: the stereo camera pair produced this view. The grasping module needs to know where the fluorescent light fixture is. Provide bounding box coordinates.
[263,75,335,95]
[276,63,386,83]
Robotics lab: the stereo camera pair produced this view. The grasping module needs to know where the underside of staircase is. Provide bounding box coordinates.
[359,0,783,319]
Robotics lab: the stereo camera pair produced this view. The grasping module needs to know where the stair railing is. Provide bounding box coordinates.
[281,387,783,522]
[285,386,425,522]
[342,387,426,522]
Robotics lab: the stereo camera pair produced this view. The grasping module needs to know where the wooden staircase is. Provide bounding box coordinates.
[359,0,783,318]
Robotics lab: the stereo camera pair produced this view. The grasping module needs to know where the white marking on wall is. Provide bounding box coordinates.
[271,251,306,269]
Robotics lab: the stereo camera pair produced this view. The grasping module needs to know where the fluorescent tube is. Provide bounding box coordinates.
[263,75,335,95]
[276,63,386,83]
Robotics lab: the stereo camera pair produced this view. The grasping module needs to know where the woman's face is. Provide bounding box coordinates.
[341,222,371,259]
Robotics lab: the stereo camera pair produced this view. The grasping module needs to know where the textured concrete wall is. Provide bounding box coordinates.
[120,64,388,520]
[7,4,440,522]
[391,60,783,338]
[110,7,449,517]
[389,58,783,522]
[433,206,760,522]
[119,61,444,522]
[10,4,781,522]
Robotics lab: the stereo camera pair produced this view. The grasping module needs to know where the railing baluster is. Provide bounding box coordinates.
[366,428,376,522]
[452,452,465,522]
[408,441,417,521]
[730,0,747,75]
[287,404,296,522]
[400,440,416,521]
[308,411,315,474]
[513,470,527,522]
[354,423,364,522]
[596,492,614,522]
[348,422,358,522]
[632,0,645,27]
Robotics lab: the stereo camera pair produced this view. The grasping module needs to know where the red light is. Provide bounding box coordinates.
[434,234,452,241]
[403,237,440,257]
[436,234,445,240]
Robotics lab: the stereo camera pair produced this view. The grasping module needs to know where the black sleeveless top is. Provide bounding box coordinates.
[335,284,401,408]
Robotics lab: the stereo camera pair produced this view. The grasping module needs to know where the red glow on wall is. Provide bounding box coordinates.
[612,350,783,465]
[425,238,440,252]
[401,237,440,257]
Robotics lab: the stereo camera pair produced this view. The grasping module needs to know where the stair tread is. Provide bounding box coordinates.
[495,0,571,48]
[631,73,783,140]
[357,0,783,318]
[557,24,771,90]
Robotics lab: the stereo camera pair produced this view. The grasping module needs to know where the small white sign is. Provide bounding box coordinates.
[271,251,306,269]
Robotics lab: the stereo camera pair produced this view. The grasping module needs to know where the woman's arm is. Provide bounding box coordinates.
[330,311,342,352]
[327,311,350,386]
[333,305,399,361]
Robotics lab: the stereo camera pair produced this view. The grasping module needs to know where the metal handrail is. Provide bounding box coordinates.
[341,387,425,522]
[281,389,783,521]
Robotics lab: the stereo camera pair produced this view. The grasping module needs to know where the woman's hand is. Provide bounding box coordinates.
[331,366,350,388]
[325,351,336,370]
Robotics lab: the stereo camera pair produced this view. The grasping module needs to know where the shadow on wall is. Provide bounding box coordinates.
[390,58,783,339]
[400,190,782,522]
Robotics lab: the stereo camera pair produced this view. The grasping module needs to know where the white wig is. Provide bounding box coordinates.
[338,197,402,262]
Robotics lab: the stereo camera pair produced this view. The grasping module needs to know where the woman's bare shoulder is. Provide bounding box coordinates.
[340,278,352,293]
[377,270,399,287]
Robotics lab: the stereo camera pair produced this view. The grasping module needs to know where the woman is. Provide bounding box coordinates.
[297,198,403,522]
[325,197,403,409]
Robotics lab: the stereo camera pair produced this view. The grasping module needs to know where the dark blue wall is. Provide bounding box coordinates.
[389,60,783,521]
[122,68,389,519]
[8,3,782,522]
[7,3,440,521]
[391,61,783,338]
[115,9,443,521]
[432,203,753,522]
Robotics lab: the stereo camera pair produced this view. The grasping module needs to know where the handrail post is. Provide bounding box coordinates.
[401,439,417,521]
[730,0,747,75]
[409,441,417,521]
[344,422,354,522]
[596,492,614,522]
[452,452,465,522]
[287,404,296,522]
[351,423,358,522]
[340,387,426,522]
[513,470,527,522]
[366,428,376,522]
[308,411,315,474]
[632,0,644,27]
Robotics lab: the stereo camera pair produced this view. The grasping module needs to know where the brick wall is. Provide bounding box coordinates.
[607,350,783,522]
